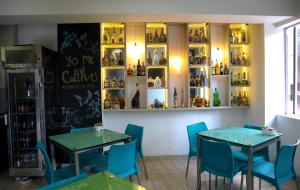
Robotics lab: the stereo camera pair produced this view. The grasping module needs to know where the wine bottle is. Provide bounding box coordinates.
[213,88,221,106]
[147,51,153,66]
[159,52,167,65]
[173,87,178,108]
[141,62,146,76]
[137,59,142,76]
[118,52,124,65]
[131,83,140,108]
[220,62,224,75]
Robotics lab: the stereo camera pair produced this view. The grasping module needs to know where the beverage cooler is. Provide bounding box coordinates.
[1,45,57,176]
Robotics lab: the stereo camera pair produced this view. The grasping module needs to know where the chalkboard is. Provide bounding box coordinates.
[57,23,101,128]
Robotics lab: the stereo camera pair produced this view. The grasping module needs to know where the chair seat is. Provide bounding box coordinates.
[53,165,85,183]
[233,150,266,163]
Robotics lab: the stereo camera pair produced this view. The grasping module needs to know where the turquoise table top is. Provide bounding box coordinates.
[49,129,131,151]
[198,126,281,147]
[57,172,146,190]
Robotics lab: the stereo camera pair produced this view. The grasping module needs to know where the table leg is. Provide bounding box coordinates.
[277,140,281,153]
[50,143,56,170]
[247,147,253,190]
[196,136,201,190]
[74,152,80,176]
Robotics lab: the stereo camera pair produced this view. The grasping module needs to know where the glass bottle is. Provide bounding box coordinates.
[119,95,125,109]
[159,52,167,65]
[200,71,205,86]
[127,64,133,76]
[153,29,160,43]
[193,29,200,42]
[153,49,159,65]
[137,59,142,76]
[242,91,248,106]
[118,29,124,43]
[118,52,124,66]
[180,89,185,108]
[224,64,228,75]
[104,78,110,88]
[242,52,247,66]
[188,29,193,42]
[173,87,178,108]
[147,51,153,66]
[211,63,216,75]
[110,52,115,66]
[215,60,220,75]
[111,27,117,43]
[220,62,224,75]
[104,93,111,109]
[102,50,110,66]
[213,88,221,106]
[131,83,140,108]
[190,74,196,87]
[189,51,194,65]
[103,29,110,43]
[111,77,117,88]
[141,62,146,76]
[119,78,125,88]
[241,29,246,43]
[159,28,167,43]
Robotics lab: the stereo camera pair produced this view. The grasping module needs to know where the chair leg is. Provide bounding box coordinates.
[240,174,244,190]
[136,174,141,185]
[215,175,217,189]
[141,158,149,180]
[129,175,133,182]
[295,179,300,190]
[229,183,233,190]
[197,173,202,190]
[185,156,191,177]
[259,178,261,190]
[209,173,211,190]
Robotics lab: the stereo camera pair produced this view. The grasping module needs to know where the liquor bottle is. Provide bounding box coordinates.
[189,51,194,65]
[104,93,112,109]
[102,50,110,66]
[241,29,246,43]
[149,32,153,43]
[200,71,205,86]
[153,49,159,65]
[242,52,247,66]
[237,91,242,106]
[190,74,196,86]
[242,72,249,85]
[230,30,234,43]
[118,29,124,43]
[193,29,200,42]
[137,59,142,76]
[141,62,146,76]
[104,78,110,88]
[173,87,178,108]
[211,63,216,75]
[204,70,209,86]
[111,27,117,43]
[111,77,117,88]
[110,52,115,66]
[127,64,133,76]
[119,78,125,88]
[131,83,140,108]
[118,52,124,66]
[220,62,224,75]
[230,51,234,65]
[119,95,125,109]
[159,52,167,65]
[103,29,110,43]
[159,28,167,43]
[199,28,204,42]
[213,88,221,106]
[224,64,229,75]
[242,91,248,106]
[196,75,200,86]
[153,29,160,43]
[188,29,193,42]
[147,51,153,65]
[215,60,220,75]
[180,89,185,108]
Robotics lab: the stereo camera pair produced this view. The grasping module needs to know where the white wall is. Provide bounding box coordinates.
[0,0,298,17]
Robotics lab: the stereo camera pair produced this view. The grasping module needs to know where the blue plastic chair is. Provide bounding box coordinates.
[199,137,246,190]
[233,124,269,163]
[37,141,86,184]
[240,140,300,190]
[185,122,208,177]
[70,127,102,169]
[91,140,140,184]
[125,124,148,179]
[36,173,88,190]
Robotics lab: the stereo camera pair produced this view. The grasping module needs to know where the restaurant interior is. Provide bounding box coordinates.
[0,0,300,190]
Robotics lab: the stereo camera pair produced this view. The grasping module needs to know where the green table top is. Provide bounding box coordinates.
[198,126,281,147]
[57,172,146,190]
[49,129,131,151]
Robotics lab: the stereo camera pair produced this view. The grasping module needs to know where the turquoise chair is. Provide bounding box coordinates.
[125,124,148,179]
[233,124,269,163]
[70,127,102,169]
[240,140,300,190]
[36,173,88,190]
[186,122,208,177]
[91,140,140,184]
[37,141,86,184]
[199,138,246,190]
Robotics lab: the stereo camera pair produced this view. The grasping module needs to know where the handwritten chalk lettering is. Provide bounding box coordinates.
[82,55,95,65]
[62,69,98,84]
[65,55,79,67]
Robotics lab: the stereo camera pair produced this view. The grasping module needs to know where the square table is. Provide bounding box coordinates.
[57,172,146,190]
[49,129,131,175]
[196,126,281,190]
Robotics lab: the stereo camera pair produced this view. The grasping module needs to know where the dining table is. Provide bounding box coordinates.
[196,126,281,190]
[49,128,131,175]
[56,172,146,190]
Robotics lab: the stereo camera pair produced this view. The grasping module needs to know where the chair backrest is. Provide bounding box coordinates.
[37,141,54,184]
[70,127,94,133]
[275,140,299,180]
[244,124,269,161]
[200,137,234,178]
[36,173,88,190]
[125,124,143,155]
[187,122,208,153]
[107,139,137,177]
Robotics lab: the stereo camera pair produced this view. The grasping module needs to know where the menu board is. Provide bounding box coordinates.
[57,23,101,128]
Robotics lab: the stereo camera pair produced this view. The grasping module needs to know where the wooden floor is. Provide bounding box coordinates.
[0,156,297,190]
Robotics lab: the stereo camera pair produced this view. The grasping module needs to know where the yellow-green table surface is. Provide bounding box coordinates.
[49,129,131,151]
[198,126,281,147]
[57,172,146,190]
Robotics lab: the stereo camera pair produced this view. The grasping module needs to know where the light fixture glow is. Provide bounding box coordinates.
[212,47,223,62]
[170,56,182,74]
[128,42,143,60]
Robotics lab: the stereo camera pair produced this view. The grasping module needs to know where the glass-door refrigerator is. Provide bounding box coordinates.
[1,45,57,176]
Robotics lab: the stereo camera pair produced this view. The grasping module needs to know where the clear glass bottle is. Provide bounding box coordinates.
[111,27,117,43]
[153,49,159,65]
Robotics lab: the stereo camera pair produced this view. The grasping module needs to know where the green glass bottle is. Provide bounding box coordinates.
[213,88,221,106]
